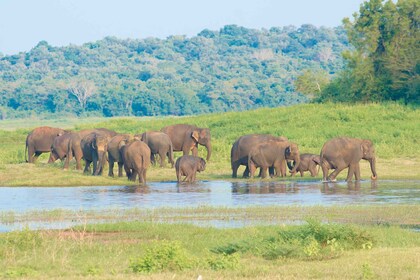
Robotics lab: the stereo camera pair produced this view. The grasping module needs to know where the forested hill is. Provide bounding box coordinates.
[0,24,349,119]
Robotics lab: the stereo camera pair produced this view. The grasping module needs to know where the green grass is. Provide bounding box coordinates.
[0,221,419,279]
[0,103,419,185]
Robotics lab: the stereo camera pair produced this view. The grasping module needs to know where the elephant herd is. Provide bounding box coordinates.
[25,124,377,184]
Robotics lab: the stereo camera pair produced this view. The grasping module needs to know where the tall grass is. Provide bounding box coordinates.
[0,103,419,185]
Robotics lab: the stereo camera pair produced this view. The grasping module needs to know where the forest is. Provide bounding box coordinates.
[0,24,349,119]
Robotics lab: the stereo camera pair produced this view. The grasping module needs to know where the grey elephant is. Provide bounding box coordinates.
[49,132,84,170]
[120,139,151,184]
[81,130,115,175]
[107,134,133,177]
[231,134,288,178]
[25,126,67,163]
[175,155,206,183]
[161,124,211,161]
[320,137,377,182]
[287,153,321,177]
[248,141,300,179]
[141,131,174,168]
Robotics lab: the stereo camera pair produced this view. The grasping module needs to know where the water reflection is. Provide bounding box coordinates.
[0,180,418,215]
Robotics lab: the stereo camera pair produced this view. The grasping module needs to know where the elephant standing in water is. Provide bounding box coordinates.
[161,124,211,161]
[248,141,300,179]
[120,140,151,184]
[320,137,377,182]
[141,131,174,168]
[288,153,321,177]
[231,134,288,178]
[25,126,67,163]
[107,134,133,177]
[175,155,206,183]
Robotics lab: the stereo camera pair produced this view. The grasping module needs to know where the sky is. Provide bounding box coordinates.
[0,0,365,55]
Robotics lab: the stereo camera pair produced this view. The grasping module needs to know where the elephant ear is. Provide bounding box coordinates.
[361,140,371,155]
[191,131,199,143]
[285,146,291,157]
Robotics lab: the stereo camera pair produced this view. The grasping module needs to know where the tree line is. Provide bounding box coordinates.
[0,24,349,119]
[297,0,419,105]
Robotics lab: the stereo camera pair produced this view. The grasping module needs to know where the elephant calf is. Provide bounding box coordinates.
[288,153,321,177]
[175,155,206,183]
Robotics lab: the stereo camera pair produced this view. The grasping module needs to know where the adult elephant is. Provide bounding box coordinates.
[80,130,115,175]
[287,153,321,177]
[48,132,83,170]
[320,137,377,182]
[25,126,67,163]
[107,134,133,177]
[230,134,288,178]
[248,141,300,178]
[141,131,174,168]
[120,139,151,184]
[161,124,211,161]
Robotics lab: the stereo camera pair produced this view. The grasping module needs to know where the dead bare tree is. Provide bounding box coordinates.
[68,80,97,111]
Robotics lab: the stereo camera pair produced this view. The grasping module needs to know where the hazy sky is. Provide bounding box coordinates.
[0,0,365,55]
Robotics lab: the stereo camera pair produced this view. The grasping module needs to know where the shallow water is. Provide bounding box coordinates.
[0,180,419,231]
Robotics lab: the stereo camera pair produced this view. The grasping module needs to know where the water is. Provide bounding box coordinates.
[0,180,419,231]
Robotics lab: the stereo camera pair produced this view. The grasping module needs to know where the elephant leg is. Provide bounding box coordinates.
[191,146,198,157]
[268,166,275,177]
[84,160,92,174]
[261,167,268,179]
[243,166,250,178]
[118,162,124,177]
[346,164,356,182]
[354,162,361,181]
[124,165,131,179]
[27,146,35,163]
[328,165,347,182]
[279,160,287,177]
[300,170,304,177]
[130,170,138,182]
[158,151,165,167]
[108,159,115,177]
[231,161,240,178]
[274,165,282,178]
[321,161,330,182]
[249,162,257,178]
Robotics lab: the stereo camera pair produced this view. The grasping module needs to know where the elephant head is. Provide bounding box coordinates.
[191,128,212,161]
[285,143,300,174]
[93,134,108,175]
[361,139,377,180]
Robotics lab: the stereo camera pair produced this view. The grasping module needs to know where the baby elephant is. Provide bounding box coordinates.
[175,155,206,183]
[288,153,321,177]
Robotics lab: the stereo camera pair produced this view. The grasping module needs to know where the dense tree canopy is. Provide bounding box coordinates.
[317,0,419,104]
[0,25,349,119]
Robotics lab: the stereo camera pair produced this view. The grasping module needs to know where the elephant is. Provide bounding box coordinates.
[287,153,321,177]
[48,132,84,170]
[107,134,133,177]
[80,130,115,175]
[175,155,206,183]
[120,139,151,184]
[25,126,67,163]
[230,134,288,178]
[141,131,174,168]
[248,141,300,179]
[161,124,211,161]
[320,137,377,182]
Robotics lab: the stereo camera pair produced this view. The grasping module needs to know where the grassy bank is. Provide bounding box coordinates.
[0,220,419,279]
[0,103,419,186]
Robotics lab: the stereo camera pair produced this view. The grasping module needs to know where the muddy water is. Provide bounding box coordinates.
[0,180,419,231]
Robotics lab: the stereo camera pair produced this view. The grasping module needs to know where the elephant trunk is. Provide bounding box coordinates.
[205,142,212,161]
[370,157,377,180]
[289,156,300,174]
[94,150,107,175]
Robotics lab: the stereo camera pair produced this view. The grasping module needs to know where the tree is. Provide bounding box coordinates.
[295,70,329,99]
[68,79,97,112]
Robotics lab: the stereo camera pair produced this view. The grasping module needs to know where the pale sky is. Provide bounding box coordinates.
[0,0,365,55]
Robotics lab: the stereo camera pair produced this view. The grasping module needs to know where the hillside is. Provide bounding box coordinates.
[0,24,349,119]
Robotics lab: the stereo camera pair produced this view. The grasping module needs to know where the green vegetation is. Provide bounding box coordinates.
[0,24,349,119]
[0,103,419,186]
[0,221,419,279]
[316,0,419,104]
